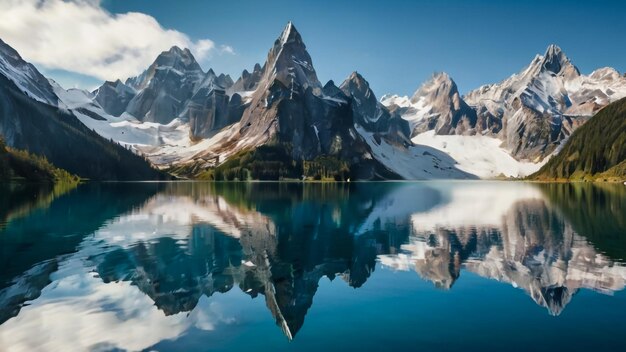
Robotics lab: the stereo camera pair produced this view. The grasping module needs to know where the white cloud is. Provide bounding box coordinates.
[219,45,236,55]
[0,0,233,81]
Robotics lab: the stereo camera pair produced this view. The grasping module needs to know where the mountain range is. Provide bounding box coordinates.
[0,22,625,180]
[0,39,164,181]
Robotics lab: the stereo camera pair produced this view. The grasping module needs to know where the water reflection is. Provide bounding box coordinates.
[0,181,624,350]
[381,183,626,315]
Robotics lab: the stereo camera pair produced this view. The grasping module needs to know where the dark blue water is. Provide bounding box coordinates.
[1,181,625,351]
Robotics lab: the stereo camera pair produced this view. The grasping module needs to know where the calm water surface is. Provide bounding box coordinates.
[0,181,625,351]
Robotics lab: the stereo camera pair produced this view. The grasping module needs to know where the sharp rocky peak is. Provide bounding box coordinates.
[278,21,304,47]
[261,21,320,91]
[155,46,202,71]
[125,45,203,90]
[340,71,374,99]
[537,44,580,76]
[411,72,459,103]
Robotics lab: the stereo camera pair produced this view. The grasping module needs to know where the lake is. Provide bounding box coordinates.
[1,181,625,351]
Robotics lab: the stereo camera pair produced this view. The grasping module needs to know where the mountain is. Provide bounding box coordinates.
[339,71,411,143]
[182,69,245,140]
[229,63,263,93]
[465,44,626,160]
[93,79,136,117]
[382,72,482,137]
[29,23,626,181]
[531,97,626,181]
[123,46,206,124]
[0,38,164,181]
[378,44,626,178]
[51,22,474,180]
[190,22,415,180]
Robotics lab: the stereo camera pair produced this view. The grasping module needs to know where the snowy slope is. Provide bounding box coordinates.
[356,127,476,179]
[411,131,546,178]
[0,39,58,105]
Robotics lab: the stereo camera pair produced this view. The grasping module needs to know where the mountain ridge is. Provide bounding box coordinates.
[0,39,166,181]
[3,22,624,181]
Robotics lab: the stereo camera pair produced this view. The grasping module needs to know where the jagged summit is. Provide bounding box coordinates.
[340,72,371,97]
[126,45,203,91]
[410,72,457,103]
[262,22,320,90]
[230,63,263,93]
[537,44,580,77]
[163,46,200,67]
[278,21,303,46]
[460,43,625,160]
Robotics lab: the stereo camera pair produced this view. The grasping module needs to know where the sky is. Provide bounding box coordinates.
[1,0,625,97]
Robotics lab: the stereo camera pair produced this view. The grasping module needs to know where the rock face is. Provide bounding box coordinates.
[124,47,205,124]
[184,70,244,140]
[340,72,411,143]
[92,47,244,139]
[229,63,263,93]
[383,72,480,138]
[93,79,136,117]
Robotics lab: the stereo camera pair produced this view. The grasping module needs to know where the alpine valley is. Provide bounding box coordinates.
[1,22,625,181]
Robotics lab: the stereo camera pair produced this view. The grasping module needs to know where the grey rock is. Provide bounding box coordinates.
[93,79,136,117]
[125,46,205,124]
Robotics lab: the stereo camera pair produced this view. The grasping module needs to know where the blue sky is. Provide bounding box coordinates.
[5,0,626,96]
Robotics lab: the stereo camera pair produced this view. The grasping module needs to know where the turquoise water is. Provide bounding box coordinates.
[0,181,625,351]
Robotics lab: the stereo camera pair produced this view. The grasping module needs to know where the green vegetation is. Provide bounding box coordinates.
[531,97,626,181]
[303,156,350,181]
[168,145,354,181]
[0,137,79,185]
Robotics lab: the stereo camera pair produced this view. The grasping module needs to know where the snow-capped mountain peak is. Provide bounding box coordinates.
[381,72,478,137]
[410,72,457,104]
[126,45,204,91]
[0,38,59,106]
[539,44,579,76]
[263,22,320,91]
[461,44,626,160]
[278,21,302,46]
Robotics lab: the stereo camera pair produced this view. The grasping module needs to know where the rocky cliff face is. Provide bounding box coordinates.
[340,71,411,144]
[124,47,205,124]
[93,79,136,117]
[0,38,58,106]
[183,70,244,140]
[229,63,263,93]
[383,72,481,138]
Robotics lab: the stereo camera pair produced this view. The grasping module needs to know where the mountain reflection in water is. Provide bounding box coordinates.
[0,181,624,351]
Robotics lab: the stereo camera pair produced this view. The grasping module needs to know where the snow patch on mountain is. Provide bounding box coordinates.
[411,131,546,178]
[356,127,475,180]
[0,39,58,105]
